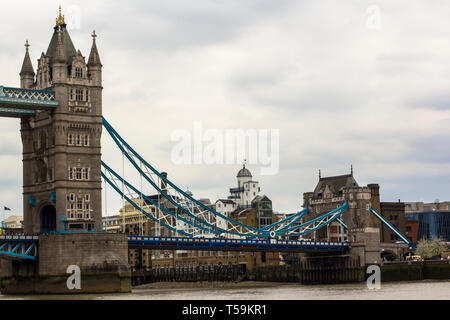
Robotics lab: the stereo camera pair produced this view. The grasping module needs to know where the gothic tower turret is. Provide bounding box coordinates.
[20,40,35,89]
[87,31,102,87]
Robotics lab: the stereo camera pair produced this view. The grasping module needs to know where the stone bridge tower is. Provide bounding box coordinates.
[303,168,383,265]
[20,9,103,235]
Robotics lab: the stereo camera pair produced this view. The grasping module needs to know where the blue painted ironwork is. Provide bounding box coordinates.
[0,106,36,117]
[0,86,58,109]
[102,118,353,240]
[0,235,38,260]
[101,170,192,237]
[336,217,348,231]
[28,195,36,207]
[276,202,349,236]
[102,161,224,236]
[260,207,309,231]
[102,118,263,233]
[369,207,410,244]
[128,235,349,253]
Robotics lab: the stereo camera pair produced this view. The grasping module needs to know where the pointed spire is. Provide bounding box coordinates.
[319,169,321,179]
[20,40,35,76]
[88,30,102,67]
[54,28,67,63]
[350,164,353,176]
[55,5,66,27]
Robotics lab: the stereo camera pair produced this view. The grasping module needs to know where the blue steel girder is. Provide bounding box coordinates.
[0,236,38,261]
[102,118,348,238]
[127,236,350,253]
[0,86,59,117]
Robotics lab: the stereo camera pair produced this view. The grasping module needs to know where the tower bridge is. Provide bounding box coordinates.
[0,8,413,294]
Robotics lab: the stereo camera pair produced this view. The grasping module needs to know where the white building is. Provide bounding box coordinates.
[229,164,260,208]
[4,215,23,229]
[215,165,261,232]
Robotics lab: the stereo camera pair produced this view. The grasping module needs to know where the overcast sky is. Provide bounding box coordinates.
[0,1,449,217]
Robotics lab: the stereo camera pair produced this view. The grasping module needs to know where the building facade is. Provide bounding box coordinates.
[0,215,24,235]
[405,201,450,241]
[379,201,406,242]
[302,169,379,242]
[302,169,407,244]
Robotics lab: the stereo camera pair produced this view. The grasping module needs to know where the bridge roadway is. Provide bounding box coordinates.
[0,235,350,261]
[127,235,350,253]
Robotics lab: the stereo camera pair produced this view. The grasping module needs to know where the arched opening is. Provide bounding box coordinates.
[40,204,56,234]
[381,250,398,262]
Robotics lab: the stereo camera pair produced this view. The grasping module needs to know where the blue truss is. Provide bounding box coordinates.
[276,202,349,236]
[102,118,357,240]
[369,207,410,244]
[0,86,59,118]
[0,236,38,260]
[103,117,329,237]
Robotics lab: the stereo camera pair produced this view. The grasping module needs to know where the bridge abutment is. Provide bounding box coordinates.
[348,227,381,266]
[0,233,131,294]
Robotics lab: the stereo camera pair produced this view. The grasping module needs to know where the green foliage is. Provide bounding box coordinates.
[415,237,447,259]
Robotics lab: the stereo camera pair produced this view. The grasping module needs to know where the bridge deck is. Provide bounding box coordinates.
[0,235,351,261]
[0,86,59,117]
[0,235,39,260]
[127,236,350,253]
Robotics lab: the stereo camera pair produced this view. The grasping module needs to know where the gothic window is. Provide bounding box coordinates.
[68,134,73,145]
[69,167,73,180]
[83,134,89,146]
[82,168,89,180]
[75,67,83,78]
[76,167,82,180]
[76,134,81,145]
[70,89,74,100]
[77,199,83,210]
[76,89,83,101]
[85,89,89,101]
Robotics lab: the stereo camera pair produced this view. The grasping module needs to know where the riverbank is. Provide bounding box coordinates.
[134,281,290,290]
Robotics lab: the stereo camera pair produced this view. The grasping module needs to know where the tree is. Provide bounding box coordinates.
[415,237,447,259]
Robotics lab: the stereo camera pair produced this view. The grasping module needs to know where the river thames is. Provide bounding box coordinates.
[1,280,449,300]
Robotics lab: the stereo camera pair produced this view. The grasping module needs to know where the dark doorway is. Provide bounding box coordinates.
[40,205,56,234]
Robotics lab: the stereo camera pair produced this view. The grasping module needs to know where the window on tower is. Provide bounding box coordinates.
[83,134,89,146]
[75,67,83,78]
[76,168,82,180]
[75,89,83,101]
[68,167,91,181]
